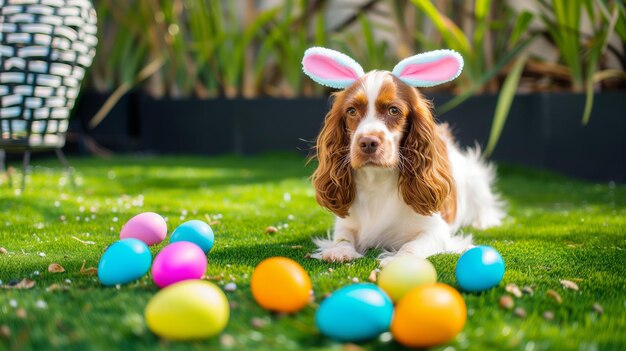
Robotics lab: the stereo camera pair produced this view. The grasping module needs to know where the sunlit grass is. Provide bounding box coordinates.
[0,154,624,350]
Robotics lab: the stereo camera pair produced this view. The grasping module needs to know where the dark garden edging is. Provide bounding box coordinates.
[430,92,626,182]
[137,96,331,155]
[71,91,626,182]
[72,91,141,152]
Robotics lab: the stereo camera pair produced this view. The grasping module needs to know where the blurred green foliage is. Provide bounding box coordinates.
[89,0,625,99]
[86,0,626,153]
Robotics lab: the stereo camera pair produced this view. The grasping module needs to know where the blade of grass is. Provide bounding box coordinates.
[484,53,529,158]
[473,0,491,74]
[551,0,584,89]
[88,57,164,130]
[314,9,326,46]
[509,11,534,48]
[593,69,626,81]
[438,34,537,114]
[581,33,604,125]
[359,13,378,70]
[410,0,472,54]
[581,0,618,125]
[614,1,626,41]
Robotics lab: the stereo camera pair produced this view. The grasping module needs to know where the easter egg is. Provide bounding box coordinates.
[391,283,466,348]
[170,220,215,254]
[455,245,505,292]
[251,257,312,313]
[98,238,151,286]
[145,280,229,340]
[120,212,167,246]
[377,256,437,302]
[152,242,207,288]
[316,284,393,342]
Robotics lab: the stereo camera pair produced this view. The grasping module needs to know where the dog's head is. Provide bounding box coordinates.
[303,48,463,218]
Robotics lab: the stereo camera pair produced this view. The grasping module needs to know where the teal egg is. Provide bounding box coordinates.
[316,284,393,342]
[169,220,214,254]
[98,238,152,286]
[455,245,505,292]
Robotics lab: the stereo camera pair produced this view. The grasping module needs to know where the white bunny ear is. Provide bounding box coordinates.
[302,47,365,89]
[392,50,464,87]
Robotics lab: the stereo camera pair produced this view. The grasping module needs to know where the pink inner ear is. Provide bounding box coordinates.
[399,56,460,82]
[303,54,360,81]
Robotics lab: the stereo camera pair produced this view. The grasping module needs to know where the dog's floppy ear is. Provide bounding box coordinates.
[398,90,455,218]
[302,47,364,89]
[392,50,463,87]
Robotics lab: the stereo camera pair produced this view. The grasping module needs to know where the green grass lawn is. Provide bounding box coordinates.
[0,154,624,351]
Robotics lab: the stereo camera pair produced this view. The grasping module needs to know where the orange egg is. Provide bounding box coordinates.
[251,257,312,313]
[391,283,466,348]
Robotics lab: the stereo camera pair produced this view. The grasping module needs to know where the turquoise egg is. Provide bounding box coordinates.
[169,220,214,254]
[316,284,393,342]
[98,238,152,286]
[455,245,505,292]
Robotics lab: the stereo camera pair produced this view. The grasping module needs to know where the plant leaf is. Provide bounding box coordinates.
[2,279,36,290]
[48,263,65,273]
[438,34,537,114]
[484,53,529,158]
[410,0,472,54]
[560,279,580,291]
[547,289,563,304]
[509,11,534,47]
[80,260,98,276]
[582,12,614,125]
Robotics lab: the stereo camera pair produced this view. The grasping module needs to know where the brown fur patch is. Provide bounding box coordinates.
[394,78,456,221]
[310,90,355,217]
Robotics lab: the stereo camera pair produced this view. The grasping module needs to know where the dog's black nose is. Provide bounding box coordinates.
[359,136,380,154]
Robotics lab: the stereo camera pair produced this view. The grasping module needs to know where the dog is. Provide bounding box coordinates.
[302,47,505,266]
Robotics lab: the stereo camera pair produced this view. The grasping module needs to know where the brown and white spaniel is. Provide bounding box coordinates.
[302,47,504,266]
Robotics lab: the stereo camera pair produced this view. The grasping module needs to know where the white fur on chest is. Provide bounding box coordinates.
[347,167,422,252]
[315,136,503,263]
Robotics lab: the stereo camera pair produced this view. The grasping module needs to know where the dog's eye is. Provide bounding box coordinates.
[346,107,357,117]
[388,106,400,116]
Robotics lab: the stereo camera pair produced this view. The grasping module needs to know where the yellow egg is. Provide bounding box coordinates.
[145,280,229,340]
[391,283,466,348]
[377,256,437,302]
[251,257,312,313]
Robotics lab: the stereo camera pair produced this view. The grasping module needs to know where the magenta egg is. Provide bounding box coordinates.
[152,242,207,288]
[120,212,167,246]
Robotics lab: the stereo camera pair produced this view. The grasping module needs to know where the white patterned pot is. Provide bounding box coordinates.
[0,0,97,149]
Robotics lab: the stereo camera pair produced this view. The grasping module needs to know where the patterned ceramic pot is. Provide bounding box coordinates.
[0,0,97,149]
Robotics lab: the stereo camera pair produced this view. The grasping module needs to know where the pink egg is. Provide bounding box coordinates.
[120,212,167,246]
[152,242,207,288]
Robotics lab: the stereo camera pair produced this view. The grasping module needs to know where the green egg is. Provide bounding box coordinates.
[378,256,437,303]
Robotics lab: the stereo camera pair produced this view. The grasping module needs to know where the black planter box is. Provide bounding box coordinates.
[543,92,625,181]
[71,91,140,151]
[139,96,331,155]
[432,92,626,182]
[430,93,547,167]
[131,91,626,182]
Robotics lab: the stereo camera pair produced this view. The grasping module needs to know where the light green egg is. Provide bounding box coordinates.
[378,256,437,303]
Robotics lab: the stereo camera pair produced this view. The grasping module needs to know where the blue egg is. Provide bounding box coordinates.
[316,284,394,342]
[169,220,214,254]
[455,245,505,292]
[98,238,152,286]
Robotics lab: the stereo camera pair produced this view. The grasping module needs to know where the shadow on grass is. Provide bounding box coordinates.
[71,153,314,191]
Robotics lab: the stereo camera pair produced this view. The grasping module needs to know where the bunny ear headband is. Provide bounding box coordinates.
[302,47,463,89]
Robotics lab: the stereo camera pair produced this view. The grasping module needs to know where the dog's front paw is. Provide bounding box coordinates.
[472,215,502,230]
[312,243,363,263]
[377,252,425,268]
[378,256,396,268]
